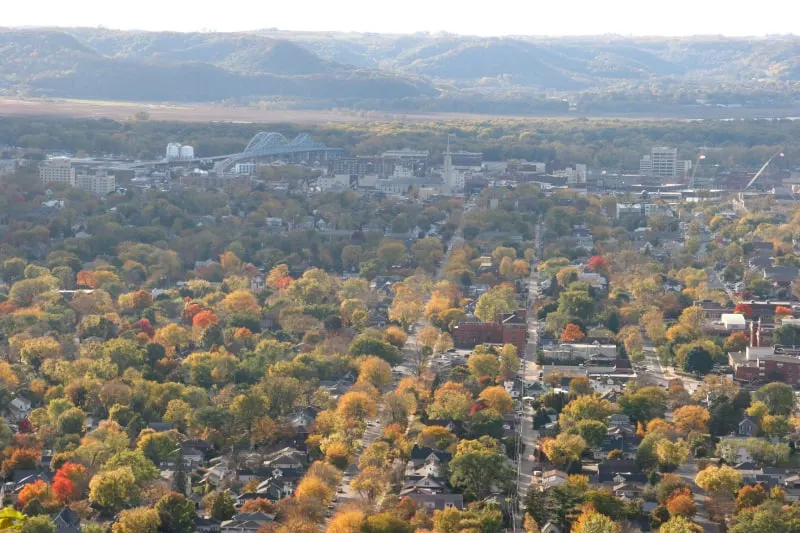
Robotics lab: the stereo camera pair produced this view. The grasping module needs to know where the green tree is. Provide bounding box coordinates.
[754,382,795,415]
[204,491,236,522]
[449,438,513,500]
[682,345,714,375]
[474,285,516,323]
[89,467,139,510]
[21,516,55,533]
[571,419,608,448]
[103,451,159,484]
[155,492,196,533]
[773,324,800,346]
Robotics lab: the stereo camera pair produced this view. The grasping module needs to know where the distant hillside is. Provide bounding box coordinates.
[1,28,799,113]
[0,29,435,102]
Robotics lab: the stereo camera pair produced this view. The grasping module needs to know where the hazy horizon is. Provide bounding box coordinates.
[4,0,799,38]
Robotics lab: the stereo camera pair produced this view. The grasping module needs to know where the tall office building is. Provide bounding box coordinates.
[640,147,679,179]
[39,158,76,186]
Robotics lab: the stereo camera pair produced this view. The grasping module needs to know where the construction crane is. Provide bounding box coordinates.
[688,153,706,188]
[745,150,784,189]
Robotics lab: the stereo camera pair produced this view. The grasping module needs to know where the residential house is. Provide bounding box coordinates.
[613,482,645,500]
[399,475,464,511]
[263,447,306,470]
[404,493,464,511]
[220,513,275,533]
[203,458,232,486]
[53,506,80,533]
[196,517,221,533]
[537,470,568,491]
[8,397,32,422]
[738,416,758,437]
[596,460,647,485]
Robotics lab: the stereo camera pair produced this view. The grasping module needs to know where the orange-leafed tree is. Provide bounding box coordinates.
[2,448,41,477]
[240,498,276,514]
[76,270,98,288]
[561,323,586,343]
[775,306,793,317]
[192,310,219,329]
[666,488,697,518]
[18,479,59,511]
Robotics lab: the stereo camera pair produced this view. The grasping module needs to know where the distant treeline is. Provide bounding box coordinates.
[1,116,799,170]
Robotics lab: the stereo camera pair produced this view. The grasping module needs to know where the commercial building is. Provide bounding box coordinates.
[729,346,800,385]
[39,158,76,187]
[451,151,483,168]
[640,147,688,179]
[76,170,116,196]
[452,309,527,354]
[553,164,588,185]
[381,149,429,177]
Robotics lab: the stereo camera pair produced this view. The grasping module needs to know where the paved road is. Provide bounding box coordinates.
[331,198,475,516]
[515,222,543,527]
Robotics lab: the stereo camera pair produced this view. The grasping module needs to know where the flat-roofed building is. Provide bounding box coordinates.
[40,158,76,187]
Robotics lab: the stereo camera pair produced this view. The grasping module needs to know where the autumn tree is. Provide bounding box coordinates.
[327,510,365,533]
[672,405,711,436]
[478,386,514,415]
[695,465,742,495]
[572,509,620,533]
[89,466,139,510]
[337,391,378,422]
[358,356,393,388]
[352,466,388,503]
[112,508,161,533]
[541,434,587,465]
[659,516,702,533]
[656,439,690,471]
[561,323,585,343]
[418,426,457,450]
[666,490,697,518]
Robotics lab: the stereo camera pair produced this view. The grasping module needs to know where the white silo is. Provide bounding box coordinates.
[179,145,195,160]
[166,143,181,160]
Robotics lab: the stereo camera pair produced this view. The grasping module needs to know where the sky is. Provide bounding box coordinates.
[3,0,799,36]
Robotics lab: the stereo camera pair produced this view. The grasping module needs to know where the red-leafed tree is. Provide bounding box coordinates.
[53,462,88,503]
[733,303,753,318]
[561,323,586,343]
[192,310,219,329]
[587,256,610,276]
[133,318,155,337]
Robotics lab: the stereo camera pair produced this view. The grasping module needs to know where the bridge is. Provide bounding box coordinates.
[111,132,344,172]
[215,132,344,173]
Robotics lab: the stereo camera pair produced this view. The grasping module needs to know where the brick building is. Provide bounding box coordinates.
[729,345,800,386]
[452,309,527,354]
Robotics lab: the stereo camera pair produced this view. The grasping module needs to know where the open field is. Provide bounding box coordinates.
[2,98,800,124]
